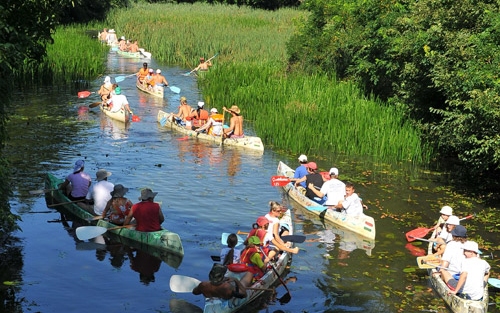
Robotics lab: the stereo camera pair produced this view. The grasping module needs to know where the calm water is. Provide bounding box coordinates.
[4,51,499,313]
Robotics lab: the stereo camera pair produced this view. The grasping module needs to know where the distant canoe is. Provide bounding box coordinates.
[116,49,142,58]
[157,110,265,153]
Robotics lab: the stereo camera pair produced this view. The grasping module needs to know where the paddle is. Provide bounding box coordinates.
[488,278,500,289]
[168,86,181,94]
[77,91,94,98]
[258,246,291,302]
[131,113,141,122]
[183,53,219,76]
[406,214,475,242]
[47,199,86,208]
[169,275,275,293]
[29,188,59,195]
[89,102,101,109]
[221,232,245,247]
[75,225,133,240]
[236,230,306,244]
[271,176,291,187]
[115,74,136,83]
[138,48,152,59]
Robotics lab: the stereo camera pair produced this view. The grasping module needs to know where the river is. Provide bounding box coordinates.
[3,51,499,313]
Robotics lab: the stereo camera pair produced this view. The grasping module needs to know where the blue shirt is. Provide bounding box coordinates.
[294,165,308,187]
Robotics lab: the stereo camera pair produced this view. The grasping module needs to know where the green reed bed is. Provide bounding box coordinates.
[95,3,429,163]
[19,26,108,84]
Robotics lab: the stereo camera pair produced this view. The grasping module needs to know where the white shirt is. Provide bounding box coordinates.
[341,193,363,216]
[108,94,129,112]
[320,178,346,206]
[441,240,465,274]
[265,213,280,243]
[220,247,241,264]
[85,180,114,215]
[459,257,490,300]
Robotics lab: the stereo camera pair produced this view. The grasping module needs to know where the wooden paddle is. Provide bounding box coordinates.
[75,225,133,240]
[406,214,475,242]
[258,246,291,301]
[29,188,59,195]
[236,230,306,244]
[169,275,274,293]
[47,199,85,208]
[271,176,291,187]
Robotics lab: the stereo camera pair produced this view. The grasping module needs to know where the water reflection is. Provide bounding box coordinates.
[127,248,162,285]
[99,113,130,140]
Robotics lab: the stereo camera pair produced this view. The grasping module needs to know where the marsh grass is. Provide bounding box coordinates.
[29,2,430,164]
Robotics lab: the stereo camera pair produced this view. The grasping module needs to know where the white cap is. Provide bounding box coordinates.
[440,205,453,216]
[329,167,339,176]
[210,108,218,113]
[462,241,480,254]
[104,76,111,83]
[447,215,460,225]
[298,154,308,162]
[198,101,205,108]
[156,69,161,74]
[120,36,125,40]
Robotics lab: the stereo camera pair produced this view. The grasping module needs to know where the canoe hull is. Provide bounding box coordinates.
[157,110,264,153]
[136,81,164,98]
[100,104,130,123]
[97,219,184,258]
[203,209,294,313]
[116,49,142,58]
[277,161,376,239]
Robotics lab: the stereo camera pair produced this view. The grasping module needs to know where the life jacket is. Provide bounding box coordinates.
[240,246,264,279]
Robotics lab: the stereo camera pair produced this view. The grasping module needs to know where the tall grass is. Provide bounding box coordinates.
[33,2,430,164]
[18,26,108,84]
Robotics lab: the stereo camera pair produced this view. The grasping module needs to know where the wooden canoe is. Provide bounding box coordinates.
[136,81,164,98]
[100,104,130,123]
[425,229,489,313]
[276,161,376,239]
[44,173,184,259]
[202,208,294,313]
[157,110,264,153]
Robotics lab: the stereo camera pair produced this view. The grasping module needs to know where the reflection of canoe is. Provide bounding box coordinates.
[136,81,164,98]
[203,209,294,313]
[100,104,130,123]
[97,219,184,258]
[157,110,265,153]
[116,49,142,58]
[277,161,376,239]
[104,231,183,269]
[44,173,95,221]
[425,230,488,313]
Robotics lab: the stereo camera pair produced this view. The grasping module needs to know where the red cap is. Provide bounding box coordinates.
[306,162,317,170]
[256,216,269,227]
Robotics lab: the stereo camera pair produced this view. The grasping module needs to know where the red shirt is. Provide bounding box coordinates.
[130,201,162,232]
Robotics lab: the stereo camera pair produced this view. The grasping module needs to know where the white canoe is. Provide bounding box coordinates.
[136,81,164,98]
[100,104,130,123]
[157,110,264,153]
[203,209,294,313]
[276,161,376,239]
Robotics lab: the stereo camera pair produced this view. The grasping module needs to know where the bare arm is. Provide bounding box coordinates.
[308,183,324,198]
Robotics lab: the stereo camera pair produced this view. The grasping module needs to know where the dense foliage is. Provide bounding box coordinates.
[287,0,500,186]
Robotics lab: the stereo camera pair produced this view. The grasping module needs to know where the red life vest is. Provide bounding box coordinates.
[240,246,264,279]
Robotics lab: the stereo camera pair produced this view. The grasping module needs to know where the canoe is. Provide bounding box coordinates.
[116,49,142,58]
[100,103,130,123]
[136,81,164,98]
[425,230,489,313]
[276,161,376,239]
[203,208,294,313]
[157,110,265,153]
[44,173,184,258]
[97,219,184,257]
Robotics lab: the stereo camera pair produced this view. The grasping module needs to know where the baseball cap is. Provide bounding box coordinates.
[210,108,218,113]
[198,101,205,108]
[451,225,467,237]
[298,154,307,162]
[306,162,317,170]
[447,215,460,225]
[440,206,453,216]
[329,167,339,176]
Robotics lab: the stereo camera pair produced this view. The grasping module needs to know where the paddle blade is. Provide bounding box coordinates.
[279,292,291,304]
[416,255,441,269]
[132,115,141,122]
[169,86,181,94]
[170,275,201,293]
[115,76,125,83]
[78,91,92,98]
[177,136,189,141]
[405,226,434,242]
[76,226,107,241]
[89,102,101,109]
[271,176,291,187]
[281,235,306,244]
[488,278,500,289]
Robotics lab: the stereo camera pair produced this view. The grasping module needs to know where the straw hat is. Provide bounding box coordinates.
[96,169,111,181]
[228,105,240,114]
[138,188,158,201]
